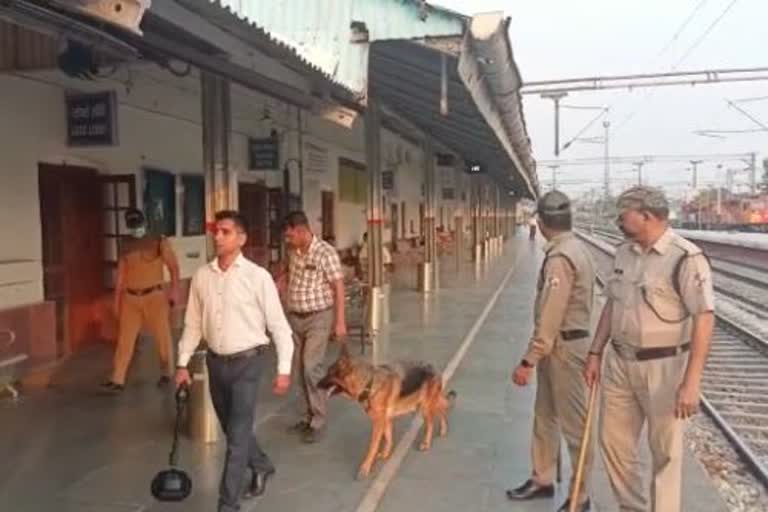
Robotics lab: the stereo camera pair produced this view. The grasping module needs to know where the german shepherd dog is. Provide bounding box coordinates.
[318,345,457,479]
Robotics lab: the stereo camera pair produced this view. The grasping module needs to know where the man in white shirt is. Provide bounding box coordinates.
[175,210,294,512]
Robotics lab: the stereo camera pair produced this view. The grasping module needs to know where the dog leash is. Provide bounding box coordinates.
[169,384,189,467]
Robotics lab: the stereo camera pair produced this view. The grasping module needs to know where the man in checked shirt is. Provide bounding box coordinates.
[279,211,347,443]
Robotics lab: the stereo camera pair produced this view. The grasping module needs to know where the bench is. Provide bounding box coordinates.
[0,329,27,400]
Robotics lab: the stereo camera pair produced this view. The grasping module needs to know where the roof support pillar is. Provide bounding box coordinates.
[418,138,438,293]
[365,98,388,335]
[454,165,465,270]
[201,71,234,259]
[471,176,482,263]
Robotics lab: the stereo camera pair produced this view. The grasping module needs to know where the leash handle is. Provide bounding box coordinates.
[169,384,189,467]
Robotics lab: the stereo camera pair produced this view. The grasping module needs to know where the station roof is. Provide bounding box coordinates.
[180,1,539,198]
[2,0,538,198]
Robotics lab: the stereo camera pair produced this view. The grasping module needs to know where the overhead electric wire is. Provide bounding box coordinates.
[558,0,718,153]
[613,0,741,136]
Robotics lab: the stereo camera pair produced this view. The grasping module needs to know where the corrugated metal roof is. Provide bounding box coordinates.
[176,0,359,100]
[174,1,536,197]
[197,0,466,94]
[460,12,538,197]
[371,40,536,199]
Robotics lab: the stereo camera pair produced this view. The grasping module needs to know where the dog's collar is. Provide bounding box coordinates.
[357,377,375,404]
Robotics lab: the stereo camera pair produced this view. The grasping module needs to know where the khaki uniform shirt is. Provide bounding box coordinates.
[606,229,715,348]
[523,232,596,365]
[120,236,175,290]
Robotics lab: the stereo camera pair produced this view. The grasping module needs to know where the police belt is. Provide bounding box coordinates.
[611,341,690,361]
[207,345,269,362]
[126,284,164,296]
[560,329,590,341]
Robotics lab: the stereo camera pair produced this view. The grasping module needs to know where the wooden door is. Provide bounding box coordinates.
[238,182,269,267]
[401,201,406,239]
[419,202,425,237]
[321,190,335,242]
[390,202,398,252]
[39,164,105,354]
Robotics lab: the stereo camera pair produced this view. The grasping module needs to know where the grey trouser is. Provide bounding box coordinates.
[288,308,335,429]
[207,351,273,512]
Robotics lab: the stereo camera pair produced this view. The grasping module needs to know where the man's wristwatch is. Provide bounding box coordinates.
[520,359,534,369]
[588,350,603,357]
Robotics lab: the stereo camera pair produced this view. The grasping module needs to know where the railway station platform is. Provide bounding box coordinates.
[0,233,727,512]
[677,229,768,251]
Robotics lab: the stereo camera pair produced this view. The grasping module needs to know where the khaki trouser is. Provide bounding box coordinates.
[531,337,594,503]
[111,290,172,385]
[599,348,687,512]
[288,309,335,430]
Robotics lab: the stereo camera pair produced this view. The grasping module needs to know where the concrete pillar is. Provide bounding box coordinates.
[454,215,464,270]
[364,99,388,332]
[202,72,234,237]
[471,178,482,262]
[196,71,235,445]
[491,185,499,255]
[418,139,437,292]
[482,180,491,260]
[511,199,518,236]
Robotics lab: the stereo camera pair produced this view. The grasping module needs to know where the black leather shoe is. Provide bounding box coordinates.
[156,376,171,388]
[243,469,274,499]
[100,381,124,394]
[505,479,555,500]
[558,498,591,512]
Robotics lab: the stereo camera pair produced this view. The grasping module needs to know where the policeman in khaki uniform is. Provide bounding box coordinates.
[102,208,180,393]
[584,186,715,512]
[509,191,596,512]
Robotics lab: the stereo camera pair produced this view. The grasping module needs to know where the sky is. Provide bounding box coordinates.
[435,0,768,198]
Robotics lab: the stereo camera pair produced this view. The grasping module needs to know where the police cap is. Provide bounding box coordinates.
[536,190,571,216]
[124,208,145,229]
[616,186,668,213]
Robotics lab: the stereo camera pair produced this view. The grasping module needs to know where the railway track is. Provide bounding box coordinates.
[576,230,768,489]
[580,225,768,317]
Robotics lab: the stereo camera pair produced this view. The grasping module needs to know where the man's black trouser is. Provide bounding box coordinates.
[207,349,274,512]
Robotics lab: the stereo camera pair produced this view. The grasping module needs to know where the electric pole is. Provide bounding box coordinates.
[603,120,611,200]
[750,152,757,194]
[690,160,703,190]
[548,164,559,190]
[633,161,645,186]
[541,91,568,156]
[689,160,703,229]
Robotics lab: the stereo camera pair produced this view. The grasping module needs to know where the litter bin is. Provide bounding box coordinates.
[186,350,222,444]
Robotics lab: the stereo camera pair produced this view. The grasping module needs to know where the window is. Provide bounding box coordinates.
[143,168,176,237]
[182,175,205,236]
[338,158,367,204]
